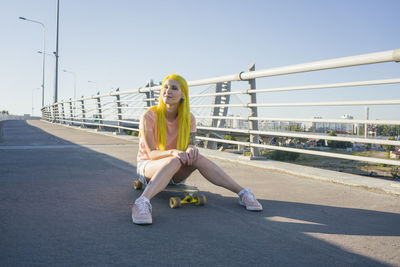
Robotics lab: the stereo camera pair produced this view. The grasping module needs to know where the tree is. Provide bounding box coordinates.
[385,136,395,153]
[285,124,302,132]
[359,125,365,136]
[326,131,352,149]
[377,125,400,137]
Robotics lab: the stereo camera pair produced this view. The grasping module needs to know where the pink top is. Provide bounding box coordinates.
[137,109,197,161]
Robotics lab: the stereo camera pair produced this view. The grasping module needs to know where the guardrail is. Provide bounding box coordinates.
[42,48,400,166]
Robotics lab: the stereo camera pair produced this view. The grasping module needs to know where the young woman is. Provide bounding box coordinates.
[132,74,262,225]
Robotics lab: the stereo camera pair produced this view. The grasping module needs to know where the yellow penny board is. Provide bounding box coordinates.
[133,181,206,208]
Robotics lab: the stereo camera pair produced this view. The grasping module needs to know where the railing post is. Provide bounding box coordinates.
[115,88,123,134]
[49,106,53,122]
[52,104,56,122]
[80,97,86,128]
[144,80,155,107]
[61,102,65,124]
[247,63,260,158]
[96,92,103,131]
[46,106,49,121]
[55,104,60,123]
[69,99,73,125]
[364,106,369,138]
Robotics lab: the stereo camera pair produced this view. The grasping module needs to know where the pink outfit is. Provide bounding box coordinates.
[137,110,196,161]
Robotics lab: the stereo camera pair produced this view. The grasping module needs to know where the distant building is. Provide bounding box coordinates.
[308,114,356,134]
[339,114,355,134]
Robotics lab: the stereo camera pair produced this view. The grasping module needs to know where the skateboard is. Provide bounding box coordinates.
[133,180,207,209]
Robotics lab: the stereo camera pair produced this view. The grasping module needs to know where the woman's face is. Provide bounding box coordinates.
[162,79,182,105]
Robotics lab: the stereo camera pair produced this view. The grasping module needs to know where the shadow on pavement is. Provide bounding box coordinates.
[0,120,399,266]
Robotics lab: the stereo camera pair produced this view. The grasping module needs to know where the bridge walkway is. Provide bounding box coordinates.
[0,120,399,266]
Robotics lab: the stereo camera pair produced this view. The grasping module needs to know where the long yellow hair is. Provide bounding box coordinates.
[143,74,191,151]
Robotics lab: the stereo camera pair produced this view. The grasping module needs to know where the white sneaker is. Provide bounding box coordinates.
[238,188,263,211]
[132,196,152,224]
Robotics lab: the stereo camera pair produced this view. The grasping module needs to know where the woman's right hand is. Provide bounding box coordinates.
[170,149,188,165]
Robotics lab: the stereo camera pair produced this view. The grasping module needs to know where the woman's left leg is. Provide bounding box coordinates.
[192,154,263,211]
[192,155,243,194]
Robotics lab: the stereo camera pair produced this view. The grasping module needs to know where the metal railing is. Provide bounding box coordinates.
[42,48,400,166]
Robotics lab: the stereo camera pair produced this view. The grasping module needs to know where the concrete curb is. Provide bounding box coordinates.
[41,120,400,197]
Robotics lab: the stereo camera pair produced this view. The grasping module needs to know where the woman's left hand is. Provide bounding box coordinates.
[186,145,199,166]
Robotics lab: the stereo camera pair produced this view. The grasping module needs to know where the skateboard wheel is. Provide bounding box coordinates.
[169,197,181,208]
[133,180,142,190]
[196,195,207,206]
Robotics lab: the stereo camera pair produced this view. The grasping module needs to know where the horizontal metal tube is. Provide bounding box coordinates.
[248,78,400,94]
[191,104,247,108]
[241,49,400,80]
[195,115,249,120]
[195,136,249,146]
[197,126,249,134]
[196,136,400,166]
[196,115,400,125]
[249,117,400,125]
[190,90,247,98]
[115,99,143,103]
[188,73,243,87]
[250,130,400,146]
[250,143,400,166]
[250,99,400,107]
[118,106,146,110]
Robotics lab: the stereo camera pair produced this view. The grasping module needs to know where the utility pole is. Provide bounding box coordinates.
[54,0,60,103]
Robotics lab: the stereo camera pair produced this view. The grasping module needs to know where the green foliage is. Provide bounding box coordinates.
[385,136,395,153]
[359,125,365,136]
[123,130,139,136]
[376,125,400,137]
[1,110,9,115]
[224,134,235,141]
[326,131,352,149]
[284,124,302,132]
[268,150,300,161]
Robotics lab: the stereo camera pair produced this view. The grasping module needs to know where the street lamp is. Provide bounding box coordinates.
[62,69,77,100]
[38,50,55,57]
[19,16,46,108]
[88,80,97,95]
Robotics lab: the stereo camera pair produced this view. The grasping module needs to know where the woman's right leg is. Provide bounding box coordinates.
[140,157,182,200]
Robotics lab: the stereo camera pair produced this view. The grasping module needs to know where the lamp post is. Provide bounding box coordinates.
[54,0,60,103]
[62,69,77,100]
[38,50,55,57]
[88,80,97,95]
[37,51,55,106]
[19,16,46,108]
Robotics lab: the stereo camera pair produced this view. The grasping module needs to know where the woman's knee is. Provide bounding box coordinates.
[164,156,183,170]
[192,154,206,168]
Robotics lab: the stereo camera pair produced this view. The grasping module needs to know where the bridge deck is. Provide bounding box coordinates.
[1,120,399,266]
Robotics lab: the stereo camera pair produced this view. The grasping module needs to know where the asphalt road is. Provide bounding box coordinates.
[1,120,400,266]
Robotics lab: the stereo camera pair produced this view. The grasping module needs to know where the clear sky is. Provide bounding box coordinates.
[1,0,399,120]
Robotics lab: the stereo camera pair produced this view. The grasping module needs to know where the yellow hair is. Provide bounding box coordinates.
[141,74,190,151]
